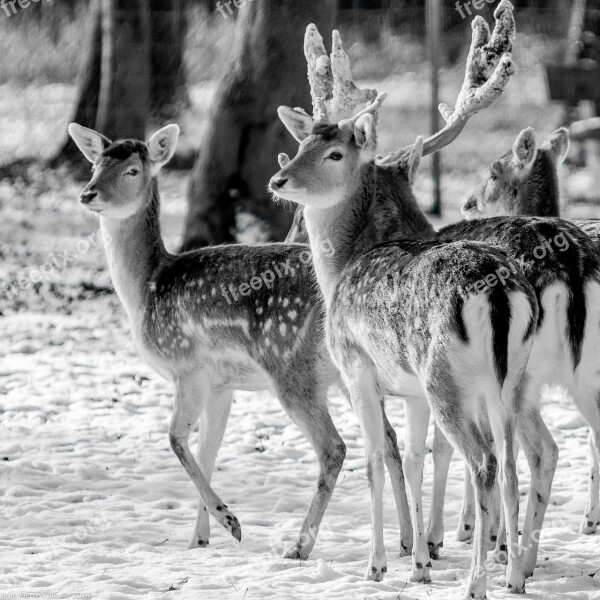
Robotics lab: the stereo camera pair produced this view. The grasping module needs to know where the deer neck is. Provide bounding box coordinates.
[303,162,435,306]
[99,179,167,324]
[518,152,561,217]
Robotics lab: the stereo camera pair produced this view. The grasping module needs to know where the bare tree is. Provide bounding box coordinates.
[180,0,336,250]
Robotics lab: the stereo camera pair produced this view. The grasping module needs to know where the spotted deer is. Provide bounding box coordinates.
[270,5,547,598]
[450,126,600,539]
[67,34,418,560]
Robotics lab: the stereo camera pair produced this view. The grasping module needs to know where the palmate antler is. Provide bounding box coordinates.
[304,25,378,123]
[377,0,516,167]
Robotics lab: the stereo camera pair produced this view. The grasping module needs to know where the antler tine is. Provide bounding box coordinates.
[330,30,378,121]
[305,24,333,121]
[378,0,516,165]
[338,92,388,130]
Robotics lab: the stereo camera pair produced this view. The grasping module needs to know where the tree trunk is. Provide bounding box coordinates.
[96,0,150,140]
[180,0,336,250]
[52,0,103,164]
[53,0,186,167]
[149,0,189,122]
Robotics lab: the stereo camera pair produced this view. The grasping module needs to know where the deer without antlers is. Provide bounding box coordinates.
[271,4,544,598]
[456,126,600,538]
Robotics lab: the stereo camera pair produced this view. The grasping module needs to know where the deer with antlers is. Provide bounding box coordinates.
[271,2,600,595]
[453,126,600,540]
[270,4,548,597]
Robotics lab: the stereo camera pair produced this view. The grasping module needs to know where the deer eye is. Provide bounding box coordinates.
[328,152,343,161]
[126,168,139,177]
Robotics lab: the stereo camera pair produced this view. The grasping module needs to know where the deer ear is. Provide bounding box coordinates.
[278,153,290,168]
[546,128,570,165]
[353,114,377,151]
[68,123,110,163]
[278,107,314,142]
[513,127,538,167]
[406,137,424,184]
[147,124,180,170]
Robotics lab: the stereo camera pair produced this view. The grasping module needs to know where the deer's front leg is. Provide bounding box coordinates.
[171,375,241,543]
[403,398,432,583]
[345,367,387,582]
[188,389,233,549]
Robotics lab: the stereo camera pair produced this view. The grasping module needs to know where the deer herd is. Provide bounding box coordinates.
[65,1,600,598]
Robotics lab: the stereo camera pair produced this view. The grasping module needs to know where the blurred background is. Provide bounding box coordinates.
[1,0,600,313]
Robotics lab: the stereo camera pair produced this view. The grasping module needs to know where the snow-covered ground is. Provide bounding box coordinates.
[1,174,599,600]
[1,301,599,599]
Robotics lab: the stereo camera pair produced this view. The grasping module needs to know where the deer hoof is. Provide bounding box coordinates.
[283,543,311,561]
[187,538,209,549]
[428,540,443,560]
[220,512,241,541]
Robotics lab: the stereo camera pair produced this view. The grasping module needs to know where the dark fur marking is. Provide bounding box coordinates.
[489,285,511,387]
[102,139,149,161]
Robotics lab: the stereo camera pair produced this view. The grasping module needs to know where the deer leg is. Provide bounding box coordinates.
[188,389,233,549]
[426,423,453,559]
[517,409,557,579]
[170,374,241,542]
[490,411,524,594]
[581,429,600,535]
[382,405,413,556]
[403,398,431,584]
[457,463,475,543]
[433,409,495,600]
[277,385,346,561]
[487,480,502,551]
[344,366,387,581]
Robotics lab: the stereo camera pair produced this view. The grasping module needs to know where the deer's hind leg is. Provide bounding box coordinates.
[426,423,453,559]
[170,372,241,543]
[427,392,496,600]
[569,386,600,535]
[582,429,600,534]
[188,389,233,549]
[382,405,413,556]
[515,407,558,578]
[487,401,525,593]
[274,378,346,561]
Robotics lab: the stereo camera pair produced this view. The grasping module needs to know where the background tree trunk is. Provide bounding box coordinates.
[149,0,189,122]
[96,0,150,140]
[180,0,336,250]
[53,0,186,167]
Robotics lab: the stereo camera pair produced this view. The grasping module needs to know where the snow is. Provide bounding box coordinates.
[1,306,599,599]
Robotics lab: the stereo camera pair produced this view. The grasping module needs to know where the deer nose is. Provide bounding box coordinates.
[270,177,288,190]
[80,190,98,205]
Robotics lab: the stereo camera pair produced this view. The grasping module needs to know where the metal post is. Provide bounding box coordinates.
[427,0,442,216]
